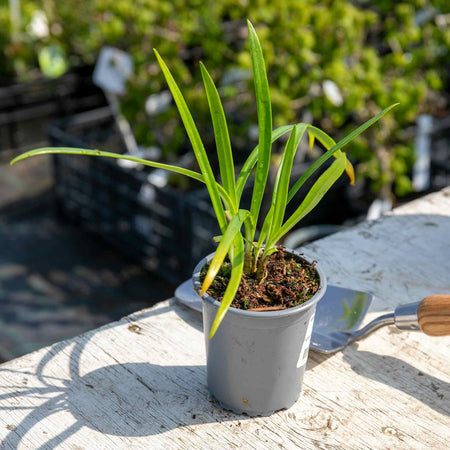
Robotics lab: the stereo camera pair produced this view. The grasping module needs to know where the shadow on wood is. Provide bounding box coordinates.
[342,347,450,417]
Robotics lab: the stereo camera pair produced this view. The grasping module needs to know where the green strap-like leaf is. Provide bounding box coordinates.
[270,153,347,245]
[154,50,228,233]
[307,126,354,185]
[266,124,308,250]
[237,104,397,209]
[309,132,315,151]
[253,206,273,271]
[239,126,293,270]
[247,20,272,242]
[209,233,245,338]
[200,62,237,213]
[201,210,249,296]
[307,125,335,149]
[10,147,235,208]
[236,123,353,204]
[236,125,293,202]
[287,104,398,203]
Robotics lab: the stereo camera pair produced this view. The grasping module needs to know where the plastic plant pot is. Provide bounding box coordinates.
[192,247,327,416]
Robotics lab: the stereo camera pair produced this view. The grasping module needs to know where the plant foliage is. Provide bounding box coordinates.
[11,21,397,336]
[1,1,448,196]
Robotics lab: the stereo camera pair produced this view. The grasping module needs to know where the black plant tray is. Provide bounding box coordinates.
[0,65,106,155]
[49,108,203,283]
[49,108,353,282]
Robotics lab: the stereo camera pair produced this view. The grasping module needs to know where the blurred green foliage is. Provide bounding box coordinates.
[1,0,449,197]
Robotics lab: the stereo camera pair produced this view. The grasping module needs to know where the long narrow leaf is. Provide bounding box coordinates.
[237,124,335,202]
[237,123,353,204]
[287,103,398,203]
[270,153,347,245]
[309,132,315,151]
[200,62,237,212]
[307,126,354,185]
[237,104,396,210]
[266,124,307,247]
[10,147,235,208]
[236,125,293,201]
[209,234,245,338]
[154,50,228,232]
[247,20,272,242]
[201,210,248,296]
[307,125,335,148]
[253,206,273,271]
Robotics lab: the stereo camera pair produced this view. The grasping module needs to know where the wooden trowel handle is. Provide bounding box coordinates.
[417,295,450,336]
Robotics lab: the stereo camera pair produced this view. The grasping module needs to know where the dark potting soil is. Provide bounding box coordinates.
[200,247,320,311]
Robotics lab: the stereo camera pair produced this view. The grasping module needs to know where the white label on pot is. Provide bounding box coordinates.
[297,312,315,368]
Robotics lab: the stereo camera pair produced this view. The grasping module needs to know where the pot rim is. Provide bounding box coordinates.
[192,246,327,318]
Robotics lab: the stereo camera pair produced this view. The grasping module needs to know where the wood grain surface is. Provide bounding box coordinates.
[0,188,449,449]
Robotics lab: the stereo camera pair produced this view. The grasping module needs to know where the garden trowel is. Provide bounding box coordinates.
[175,280,450,354]
[310,286,450,353]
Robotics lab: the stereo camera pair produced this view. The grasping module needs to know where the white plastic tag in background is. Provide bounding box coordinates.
[93,47,134,95]
[412,114,433,192]
[366,198,393,221]
[145,91,172,116]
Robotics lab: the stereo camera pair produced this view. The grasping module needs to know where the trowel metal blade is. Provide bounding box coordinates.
[174,280,374,353]
[310,285,374,353]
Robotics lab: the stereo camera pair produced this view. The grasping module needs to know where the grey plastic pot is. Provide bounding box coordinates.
[192,247,327,416]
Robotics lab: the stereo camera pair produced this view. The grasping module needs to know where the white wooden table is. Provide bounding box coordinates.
[1,188,449,449]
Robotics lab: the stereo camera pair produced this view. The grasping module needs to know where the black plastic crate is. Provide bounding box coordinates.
[0,66,106,155]
[50,107,353,282]
[50,108,203,283]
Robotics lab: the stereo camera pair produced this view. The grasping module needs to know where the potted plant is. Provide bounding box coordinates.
[12,21,396,415]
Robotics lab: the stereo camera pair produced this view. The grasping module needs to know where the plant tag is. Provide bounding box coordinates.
[412,114,432,192]
[323,80,343,107]
[366,198,392,221]
[297,312,315,368]
[93,47,133,95]
[147,169,169,188]
[145,91,172,116]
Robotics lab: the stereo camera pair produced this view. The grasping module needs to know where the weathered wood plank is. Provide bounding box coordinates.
[0,188,449,449]
[304,187,450,311]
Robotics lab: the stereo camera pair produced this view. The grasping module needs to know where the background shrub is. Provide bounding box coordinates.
[1,0,448,197]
